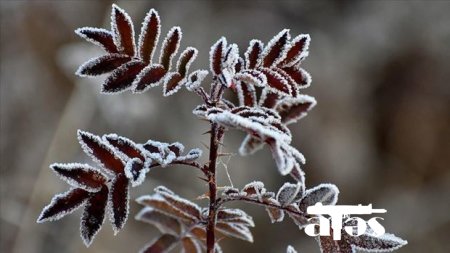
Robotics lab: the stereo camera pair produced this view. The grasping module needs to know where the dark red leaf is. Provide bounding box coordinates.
[279,34,310,67]
[141,234,178,253]
[236,82,257,107]
[111,4,135,56]
[51,163,107,192]
[163,72,184,96]
[109,173,129,233]
[102,60,146,93]
[210,37,226,75]
[159,27,182,70]
[262,29,290,67]
[37,188,89,223]
[78,130,125,175]
[76,54,131,77]
[282,66,311,88]
[138,9,161,63]
[245,39,263,69]
[177,47,198,77]
[181,237,202,253]
[133,64,167,92]
[81,186,108,246]
[276,96,316,125]
[259,90,280,108]
[261,68,291,96]
[103,134,145,161]
[75,27,118,53]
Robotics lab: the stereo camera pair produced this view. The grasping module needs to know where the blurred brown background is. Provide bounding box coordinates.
[1,0,449,252]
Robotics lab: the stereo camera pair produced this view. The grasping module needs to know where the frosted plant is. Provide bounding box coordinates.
[38,4,407,253]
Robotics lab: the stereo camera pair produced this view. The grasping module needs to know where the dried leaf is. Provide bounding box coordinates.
[135,207,182,236]
[299,184,339,213]
[238,135,265,156]
[77,130,125,175]
[158,191,202,220]
[102,60,146,93]
[80,186,108,246]
[276,95,316,125]
[103,133,146,161]
[111,4,135,56]
[75,27,118,53]
[217,208,254,227]
[76,54,131,77]
[159,27,182,70]
[37,188,89,223]
[140,234,178,253]
[133,64,167,93]
[50,163,107,192]
[242,181,265,196]
[138,9,161,63]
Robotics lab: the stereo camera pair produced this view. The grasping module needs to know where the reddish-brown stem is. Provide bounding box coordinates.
[206,122,223,253]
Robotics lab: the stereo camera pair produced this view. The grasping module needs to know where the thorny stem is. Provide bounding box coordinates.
[206,122,224,253]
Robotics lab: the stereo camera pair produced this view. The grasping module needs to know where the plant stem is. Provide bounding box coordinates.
[206,122,223,253]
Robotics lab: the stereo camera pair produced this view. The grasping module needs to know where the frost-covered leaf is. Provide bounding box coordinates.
[81,186,108,246]
[103,133,146,161]
[280,34,310,67]
[222,43,239,70]
[217,208,254,227]
[167,142,184,157]
[261,29,290,68]
[140,234,178,253]
[77,130,125,175]
[124,158,149,187]
[75,27,118,53]
[108,173,130,234]
[350,232,408,252]
[133,64,167,93]
[76,54,131,77]
[261,68,291,96]
[159,27,182,70]
[276,182,303,207]
[137,195,195,221]
[111,4,135,56]
[283,66,311,89]
[192,104,208,118]
[235,69,267,87]
[37,188,89,223]
[242,181,265,197]
[176,148,202,162]
[177,47,198,78]
[210,37,227,75]
[290,162,306,184]
[185,70,208,91]
[216,222,253,242]
[259,89,280,108]
[163,72,184,96]
[299,184,339,212]
[138,9,161,63]
[158,190,202,220]
[102,60,146,93]
[235,82,257,107]
[276,95,316,125]
[50,163,107,192]
[287,245,298,253]
[135,207,182,236]
[244,39,263,69]
[264,198,285,223]
[221,187,240,197]
[268,142,305,176]
[238,135,265,156]
[181,237,202,253]
[286,204,308,228]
